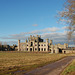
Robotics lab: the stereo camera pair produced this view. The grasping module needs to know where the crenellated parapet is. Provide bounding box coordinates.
[17,35,68,53]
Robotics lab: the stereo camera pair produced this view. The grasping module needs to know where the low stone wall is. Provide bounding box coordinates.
[62,49,75,53]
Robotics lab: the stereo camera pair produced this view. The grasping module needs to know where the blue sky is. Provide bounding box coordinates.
[0,0,74,46]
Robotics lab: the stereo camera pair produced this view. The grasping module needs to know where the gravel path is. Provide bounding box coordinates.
[24,56,75,75]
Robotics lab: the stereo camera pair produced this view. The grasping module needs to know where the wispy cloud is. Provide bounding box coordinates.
[32,24,38,26]
[1,30,75,45]
[41,32,68,44]
[0,27,60,40]
[1,27,74,45]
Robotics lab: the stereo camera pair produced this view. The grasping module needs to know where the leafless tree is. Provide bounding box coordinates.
[57,0,75,44]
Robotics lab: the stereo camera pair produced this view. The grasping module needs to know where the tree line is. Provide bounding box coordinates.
[0,42,17,51]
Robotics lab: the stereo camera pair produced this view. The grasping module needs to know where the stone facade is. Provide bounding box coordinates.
[62,47,75,54]
[62,50,75,53]
[18,35,68,53]
[18,35,50,52]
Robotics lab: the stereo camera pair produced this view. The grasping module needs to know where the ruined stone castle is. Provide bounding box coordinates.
[18,35,68,53]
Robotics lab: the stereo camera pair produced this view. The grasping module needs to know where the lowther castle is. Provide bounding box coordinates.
[18,35,70,53]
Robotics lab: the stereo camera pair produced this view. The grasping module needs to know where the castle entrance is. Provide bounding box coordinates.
[30,48,32,51]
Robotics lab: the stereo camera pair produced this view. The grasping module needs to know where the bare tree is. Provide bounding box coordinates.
[57,0,75,44]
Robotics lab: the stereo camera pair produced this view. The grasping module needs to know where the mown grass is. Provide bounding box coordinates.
[0,51,74,75]
[61,60,75,75]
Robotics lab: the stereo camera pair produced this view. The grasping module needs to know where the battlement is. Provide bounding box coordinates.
[18,35,68,53]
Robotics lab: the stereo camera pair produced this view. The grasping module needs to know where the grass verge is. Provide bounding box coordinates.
[0,51,74,75]
[60,60,75,75]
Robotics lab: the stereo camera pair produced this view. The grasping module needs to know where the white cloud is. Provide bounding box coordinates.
[6,27,60,39]
[62,26,68,29]
[41,27,60,32]
[1,30,75,45]
[1,27,75,45]
[41,32,68,44]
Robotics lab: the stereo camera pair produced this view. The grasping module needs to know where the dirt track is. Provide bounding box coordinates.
[24,56,75,75]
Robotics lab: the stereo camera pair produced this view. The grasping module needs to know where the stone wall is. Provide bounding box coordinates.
[17,35,69,53]
[62,50,75,53]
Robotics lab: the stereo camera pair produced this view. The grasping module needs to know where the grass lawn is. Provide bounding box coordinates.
[0,51,74,75]
[61,60,75,75]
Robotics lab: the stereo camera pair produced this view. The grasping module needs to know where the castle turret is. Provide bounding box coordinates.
[36,35,39,51]
[51,45,54,53]
[46,39,49,51]
[55,45,59,53]
[50,40,52,45]
[64,43,68,49]
[46,39,49,44]
[28,38,30,43]
[36,35,38,37]
[18,40,20,51]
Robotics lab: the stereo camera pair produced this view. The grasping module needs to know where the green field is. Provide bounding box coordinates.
[61,60,75,75]
[0,51,73,75]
